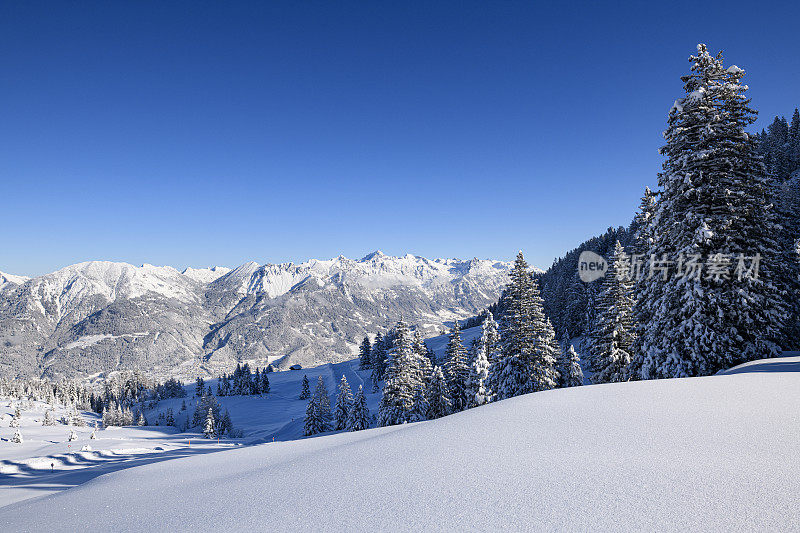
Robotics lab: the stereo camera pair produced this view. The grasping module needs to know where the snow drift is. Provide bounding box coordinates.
[1,356,798,531]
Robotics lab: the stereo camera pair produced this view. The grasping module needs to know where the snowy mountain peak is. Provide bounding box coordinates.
[181,266,232,284]
[0,253,512,379]
[360,250,386,261]
[0,270,29,290]
[208,253,513,298]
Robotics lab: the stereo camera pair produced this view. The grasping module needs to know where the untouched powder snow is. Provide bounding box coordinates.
[1,356,799,531]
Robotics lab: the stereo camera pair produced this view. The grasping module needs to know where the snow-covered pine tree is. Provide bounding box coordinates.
[443,321,470,412]
[480,311,500,362]
[303,376,332,436]
[195,377,205,397]
[589,241,636,384]
[346,385,370,431]
[314,376,332,427]
[638,44,788,378]
[334,375,354,431]
[466,313,496,407]
[136,410,147,426]
[767,163,800,349]
[412,330,433,384]
[68,429,77,441]
[191,395,222,429]
[90,429,97,439]
[488,252,559,400]
[791,109,800,168]
[218,409,233,437]
[532,317,561,391]
[557,333,584,388]
[466,342,490,408]
[261,371,270,394]
[359,336,372,370]
[299,375,310,400]
[629,187,659,379]
[410,384,429,422]
[203,408,216,439]
[303,396,318,436]
[562,275,588,339]
[252,368,261,395]
[425,366,451,420]
[426,346,438,369]
[378,320,418,426]
[11,429,22,444]
[42,409,56,426]
[410,329,433,417]
[370,332,387,392]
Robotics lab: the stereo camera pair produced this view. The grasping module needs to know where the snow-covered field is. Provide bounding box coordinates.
[0,328,468,511]
[2,355,798,531]
[0,357,384,509]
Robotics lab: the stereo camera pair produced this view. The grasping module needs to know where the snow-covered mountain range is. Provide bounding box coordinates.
[0,253,512,380]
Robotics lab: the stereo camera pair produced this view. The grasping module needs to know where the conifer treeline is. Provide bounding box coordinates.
[755,108,800,181]
[213,363,271,397]
[536,46,799,383]
[344,252,584,430]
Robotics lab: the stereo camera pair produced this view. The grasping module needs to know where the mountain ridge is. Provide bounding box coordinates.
[0,252,516,381]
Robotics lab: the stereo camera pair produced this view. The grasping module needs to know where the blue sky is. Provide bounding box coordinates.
[2,1,798,276]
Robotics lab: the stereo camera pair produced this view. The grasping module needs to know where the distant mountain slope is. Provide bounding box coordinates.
[0,253,511,380]
[181,266,232,284]
[0,271,29,291]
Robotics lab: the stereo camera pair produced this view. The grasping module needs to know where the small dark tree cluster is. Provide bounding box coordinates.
[216,363,270,396]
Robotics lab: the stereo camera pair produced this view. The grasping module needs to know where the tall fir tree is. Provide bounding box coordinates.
[346,385,370,431]
[425,366,451,420]
[370,332,387,392]
[334,375,354,431]
[556,333,585,388]
[299,375,310,400]
[443,321,470,412]
[466,312,497,407]
[359,336,372,370]
[378,320,419,426]
[487,252,559,400]
[589,241,636,383]
[203,408,216,439]
[638,44,788,378]
[304,376,332,436]
[562,274,589,338]
[630,187,659,379]
[412,330,434,385]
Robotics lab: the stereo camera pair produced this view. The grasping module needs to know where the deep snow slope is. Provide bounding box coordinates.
[0,253,511,379]
[2,356,798,532]
[0,359,381,508]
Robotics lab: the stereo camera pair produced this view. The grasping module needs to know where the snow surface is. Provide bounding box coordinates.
[0,358,382,509]
[2,356,798,531]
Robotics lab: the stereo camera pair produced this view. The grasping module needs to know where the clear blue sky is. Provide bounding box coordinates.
[2,1,798,276]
